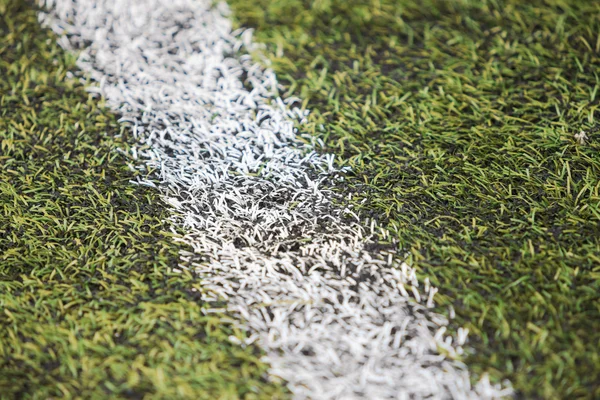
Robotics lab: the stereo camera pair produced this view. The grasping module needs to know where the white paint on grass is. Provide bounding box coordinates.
[40,0,511,398]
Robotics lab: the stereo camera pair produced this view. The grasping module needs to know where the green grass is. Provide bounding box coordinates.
[0,1,288,398]
[227,0,600,398]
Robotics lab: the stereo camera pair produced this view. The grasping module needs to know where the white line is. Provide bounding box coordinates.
[39,1,511,398]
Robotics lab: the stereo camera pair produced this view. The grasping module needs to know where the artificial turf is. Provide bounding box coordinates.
[0,1,288,398]
[227,0,600,398]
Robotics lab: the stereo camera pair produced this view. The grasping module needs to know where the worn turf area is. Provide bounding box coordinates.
[227,0,600,398]
[0,1,288,398]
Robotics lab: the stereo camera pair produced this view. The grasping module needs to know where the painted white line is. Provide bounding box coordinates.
[39,1,511,398]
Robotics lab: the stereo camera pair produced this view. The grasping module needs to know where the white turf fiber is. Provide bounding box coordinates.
[39,1,511,398]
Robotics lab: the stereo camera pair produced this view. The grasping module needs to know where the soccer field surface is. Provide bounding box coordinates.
[1,0,599,399]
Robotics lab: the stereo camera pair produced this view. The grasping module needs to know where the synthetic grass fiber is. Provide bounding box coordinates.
[226,0,600,398]
[37,0,508,397]
[0,1,287,398]
[2,0,599,398]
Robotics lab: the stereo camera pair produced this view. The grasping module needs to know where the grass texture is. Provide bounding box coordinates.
[0,1,288,398]
[227,0,600,398]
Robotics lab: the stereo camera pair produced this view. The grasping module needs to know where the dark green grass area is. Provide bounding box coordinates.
[228,0,600,397]
[0,1,287,398]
